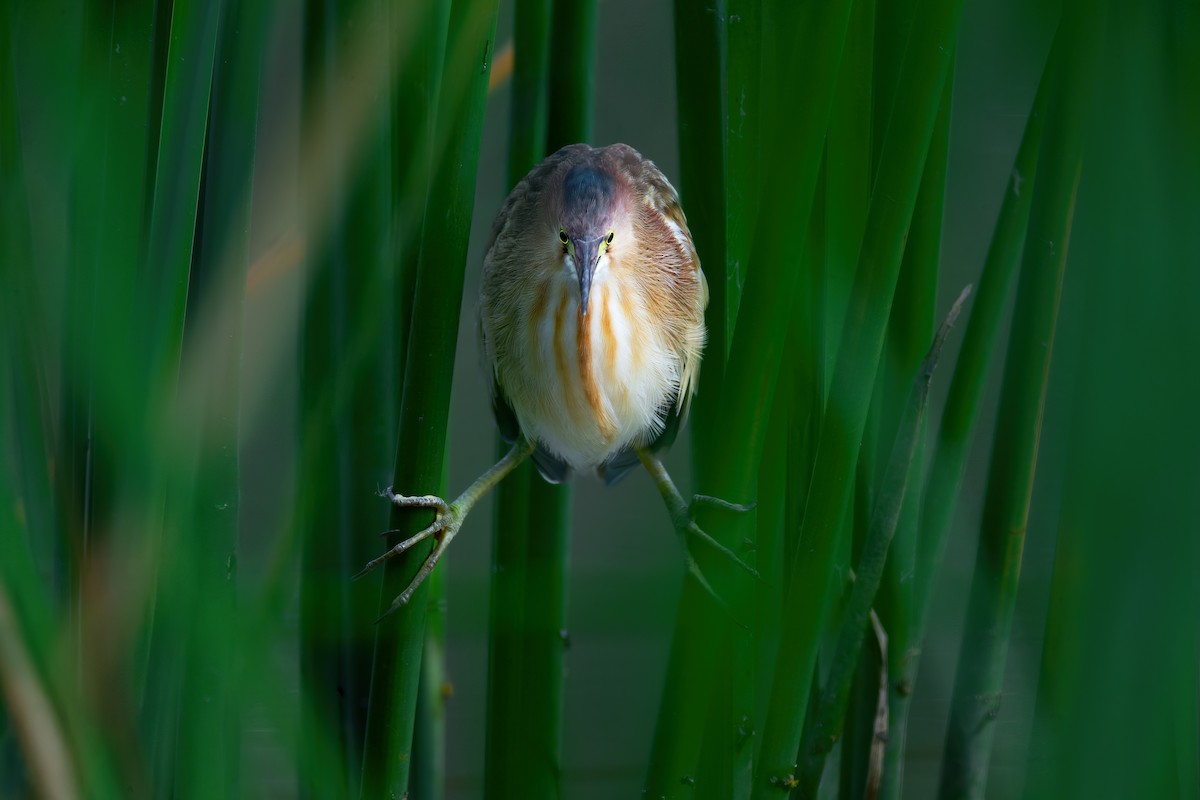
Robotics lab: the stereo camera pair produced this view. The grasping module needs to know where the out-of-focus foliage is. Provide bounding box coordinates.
[1,0,1195,798]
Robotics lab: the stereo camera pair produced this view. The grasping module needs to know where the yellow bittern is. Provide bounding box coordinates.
[359,143,749,614]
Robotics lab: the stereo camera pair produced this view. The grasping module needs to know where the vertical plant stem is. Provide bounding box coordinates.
[506,0,551,180]
[643,4,728,796]
[359,1,499,795]
[68,8,158,740]
[720,0,759,351]
[937,2,1104,796]
[297,3,413,793]
[297,0,349,792]
[484,7,551,792]
[876,61,953,800]
[1025,10,1200,792]
[821,4,878,791]
[822,0,874,390]
[141,0,222,384]
[0,29,68,790]
[695,10,765,789]
[137,0,223,792]
[881,29,1061,795]
[2,14,126,793]
[392,4,450,793]
[484,443,533,798]
[647,2,856,795]
[411,564,448,800]
[342,0,397,790]
[913,30,1058,647]
[483,2,590,794]
[753,0,966,791]
[796,288,970,798]
[545,0,596,151]
[171,0,273,795]
[673,0,727,480]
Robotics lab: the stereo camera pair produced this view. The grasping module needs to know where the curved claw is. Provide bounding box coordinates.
[353,521,439,580]
[363,496,465,621]
[376,536,452,621]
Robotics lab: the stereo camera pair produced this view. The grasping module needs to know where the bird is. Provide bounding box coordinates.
[358,143,749,615]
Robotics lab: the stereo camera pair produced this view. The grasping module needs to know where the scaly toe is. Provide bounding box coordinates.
[689,493,757,516]
[383,488,450,514]
[375,516,461,620]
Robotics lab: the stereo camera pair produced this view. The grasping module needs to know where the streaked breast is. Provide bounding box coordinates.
[504,269,678,470]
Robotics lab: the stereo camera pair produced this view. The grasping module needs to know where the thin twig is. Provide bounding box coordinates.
[865,610,890,800]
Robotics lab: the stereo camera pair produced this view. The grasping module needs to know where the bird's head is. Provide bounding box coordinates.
[551,161,627,316]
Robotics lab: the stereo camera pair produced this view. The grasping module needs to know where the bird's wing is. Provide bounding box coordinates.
[624,147,708,423]
[480,313,522,445]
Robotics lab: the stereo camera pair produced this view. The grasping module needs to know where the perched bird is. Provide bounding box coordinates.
[481,143,706,484]
[359,143,745,614]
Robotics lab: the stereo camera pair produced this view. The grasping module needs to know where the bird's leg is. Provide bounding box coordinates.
[635,448,759,603]
[356,437,535,617]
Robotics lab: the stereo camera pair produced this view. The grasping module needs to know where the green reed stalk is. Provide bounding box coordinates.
[1027,11,1198,796]
[642,3,728,796]
[937,2,1103,795]
[796,288,969,798]
[65,7,158,722]
[390,5,451,793]
[297,0,414,792]
[822,0,873,392]
[341,1,399,790]
[141,0,221,382]
[912,33,1057,649]
[876,31,1059,798]
[1,21,68,791]
[136,1,223,793]
[693,8,764,788]
[875,63,953,800]
[673,0,727,468]
[297,0,349,792]
[483,2,588,794]
[545,0,596,152]
[820,4,878,790]
[170,0,272,794]
[529,0,593,760]
[646,2,856,796]
[359,1,499,795]
[752,0,965,791]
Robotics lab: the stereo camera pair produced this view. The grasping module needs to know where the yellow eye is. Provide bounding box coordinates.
[558,229,568,245]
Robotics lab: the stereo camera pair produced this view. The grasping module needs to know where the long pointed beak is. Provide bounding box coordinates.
[572,237,603,315]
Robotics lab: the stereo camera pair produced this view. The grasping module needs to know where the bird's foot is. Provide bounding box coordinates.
[690,493,757,516]
[354,487,464,619]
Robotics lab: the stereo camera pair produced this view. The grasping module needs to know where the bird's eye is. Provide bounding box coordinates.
[558,229,569,245]
[606,231,614,245]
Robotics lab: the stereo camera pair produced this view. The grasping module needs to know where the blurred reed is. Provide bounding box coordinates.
[2,1,1197,799]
